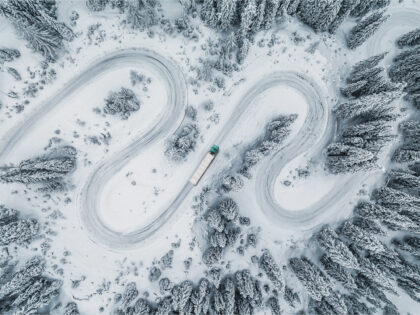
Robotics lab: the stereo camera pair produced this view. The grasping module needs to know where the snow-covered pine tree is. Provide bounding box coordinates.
[212,288,224,314]
[353,274,394,308]
[340,80,368,98]
[263,0,281,30]
[367,248,420,291]
[0,218,39,246]
[357,257,396,294]
[320,255,358,291]
[251,0,267,33]
[342,294,374,315]
[165,123,199,161]
[341,120,395,154]
[121,282,138,308]
[397,28,420,48]
[0,206,18,225]
[202,246,223,265]
[389,47,420,83]
[171,280,193,313]
[209,230,227,248]
[343,65,398,99]
[86,0,108,11]
[326,143,376,173]
[12,277,62,315]
[0,48,20,64]
[125,0,159,30]
[155,296,172,315]
[347,10,389,49]
[132,298,152,314]
[0,256,45,298]
[297,0,343,32]
[349,52,388,77]
[219,173,244,192]
[328,0,360,33]
[316,225,360,270]
[201,0,218,27]
[64,302,80,315]
[234,270,254,298]
[0,0,74,59]
[338,221,385,253]
[286,0,301,16]
[352,216,386,236]
[222,31,238,57]
[398,120,420,153]
[349,0,390,17]
[289,256,333,301]
[38,9,75,41]
[236,37,250,65]
[222,277,236,315]
[392,236,420,259]
[218,0,238,31]
[387,169,420,196]
[189,278,211,314]
[310,291,348,315]
[217,198,239,221]
[409,162,420,176]
[355,200,419,233]
[267,296,281,314]
[0,146,77,188]
[239,0,257,39]
[104,87,140,119]
[283,285,301,307]
[259,250,284,293]
[373,186,420,215]
[333,89,402,120]
[206,208,225,232]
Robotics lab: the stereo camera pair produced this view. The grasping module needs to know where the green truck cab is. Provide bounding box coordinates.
[210,145,219,155]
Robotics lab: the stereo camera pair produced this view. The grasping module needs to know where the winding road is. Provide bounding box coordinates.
[3,4,419,248]
[81,71,331,248]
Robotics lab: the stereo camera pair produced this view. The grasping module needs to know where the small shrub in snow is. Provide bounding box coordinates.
[149,267,161,282]
[165,124,200,161]
[202,246,222,266]
[64,302,80,315]
[219,174,244,193]
[159,278,173,294]
[104,87,140,119]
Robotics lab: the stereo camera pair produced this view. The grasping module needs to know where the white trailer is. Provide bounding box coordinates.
[189,145,219,185]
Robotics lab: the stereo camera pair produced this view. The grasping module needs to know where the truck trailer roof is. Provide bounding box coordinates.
[189,145,219,185]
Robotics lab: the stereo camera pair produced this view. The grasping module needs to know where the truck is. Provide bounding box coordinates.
[189,145,219,185]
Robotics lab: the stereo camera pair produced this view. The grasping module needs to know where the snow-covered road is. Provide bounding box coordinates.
[4,2,419,248]
[83,71,332,248]
[77,49,188,248]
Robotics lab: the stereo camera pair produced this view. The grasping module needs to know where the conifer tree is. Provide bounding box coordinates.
[289,256,333,301]
[263,0,281,29]
[218,0,238,31]
[297,0,343,32]
[316,226,360,270]
[397,28,420,48]
[240,0,257,38]
[338,221,385,253]
[347,10,389,49]
[259,250,284,293]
